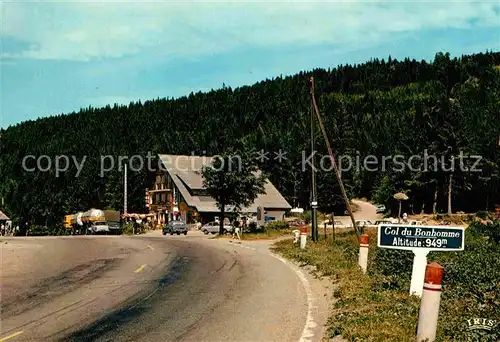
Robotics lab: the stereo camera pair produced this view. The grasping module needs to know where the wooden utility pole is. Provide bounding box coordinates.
[331,213,335,243]
[309,77,360,241]
[124,164,128,214]
[310,98,318,242]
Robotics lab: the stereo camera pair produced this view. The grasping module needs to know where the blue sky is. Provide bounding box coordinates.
[2,0,499,128]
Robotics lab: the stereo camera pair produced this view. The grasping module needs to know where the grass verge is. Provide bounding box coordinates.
[271,222,500,342]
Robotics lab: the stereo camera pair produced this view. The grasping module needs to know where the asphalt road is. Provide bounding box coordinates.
[332,199,382,226]
[0,231,325,342]
[351,199,382,221]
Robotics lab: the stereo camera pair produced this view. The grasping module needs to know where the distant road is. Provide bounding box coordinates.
[0,232,324,342]
[351,199,383,221]
[334,199,382,226]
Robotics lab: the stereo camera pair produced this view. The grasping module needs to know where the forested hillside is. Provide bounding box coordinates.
[1,51,499,230]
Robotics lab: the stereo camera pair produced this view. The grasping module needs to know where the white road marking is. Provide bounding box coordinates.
[147,245,155,250]
[0,331,23,341]
[271,254,317,342]
[134,264,147,273]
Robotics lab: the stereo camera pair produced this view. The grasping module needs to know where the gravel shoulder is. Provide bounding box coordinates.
[222,236,336,342]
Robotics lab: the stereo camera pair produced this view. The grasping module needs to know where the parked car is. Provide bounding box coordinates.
[163,220,188,235]
[408,220,424,226]
[290,220,306,227]
[375,204,386,214]
[201,221,233,234]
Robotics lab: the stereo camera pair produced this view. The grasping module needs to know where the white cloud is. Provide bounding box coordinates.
[2,0,499,61]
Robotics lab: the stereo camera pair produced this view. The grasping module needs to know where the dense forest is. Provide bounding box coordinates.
[1,51,499,231]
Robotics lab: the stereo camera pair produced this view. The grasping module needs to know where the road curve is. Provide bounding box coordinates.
[352,199,382,221]
[1,232,316,342]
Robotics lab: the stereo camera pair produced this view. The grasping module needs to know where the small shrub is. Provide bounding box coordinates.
[370,246,414,290]
[122,224,134,235]
[266,220,289,230]
[249,222,258,233]
[476,210,489,220]
[301,210,312,224]
[27,224,68,236]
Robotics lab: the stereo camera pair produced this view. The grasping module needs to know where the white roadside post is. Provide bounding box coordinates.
[292,229,300,244]
[358,234,369,274]
[416,262,444,342]
[300,226,307,249]
[410,249,430,297]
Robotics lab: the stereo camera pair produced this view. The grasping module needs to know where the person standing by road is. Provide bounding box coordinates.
[232,220,241,240]
[232,226,241,240]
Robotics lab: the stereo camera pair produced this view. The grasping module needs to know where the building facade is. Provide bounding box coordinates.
[146,172,172,225]
[145,154,291,226]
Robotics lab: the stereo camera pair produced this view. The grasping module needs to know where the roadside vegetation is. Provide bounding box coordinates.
[16,222,148,236]
[272,221,500,342]
[122,223,135,235]
[216,221,292,240]
[25,224,69,236]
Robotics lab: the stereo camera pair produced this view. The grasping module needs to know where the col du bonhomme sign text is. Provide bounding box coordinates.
[377,224,465,297]
[378,225,464,251]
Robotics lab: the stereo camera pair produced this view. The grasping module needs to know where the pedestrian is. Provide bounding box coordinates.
[232,225,241,240]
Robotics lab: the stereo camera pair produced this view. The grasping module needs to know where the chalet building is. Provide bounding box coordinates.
[146,154,291,225]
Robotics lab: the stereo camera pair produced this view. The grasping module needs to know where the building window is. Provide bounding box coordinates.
[161,193,166,203]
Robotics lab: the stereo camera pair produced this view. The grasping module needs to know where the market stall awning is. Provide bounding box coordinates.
[0,210,10,221]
